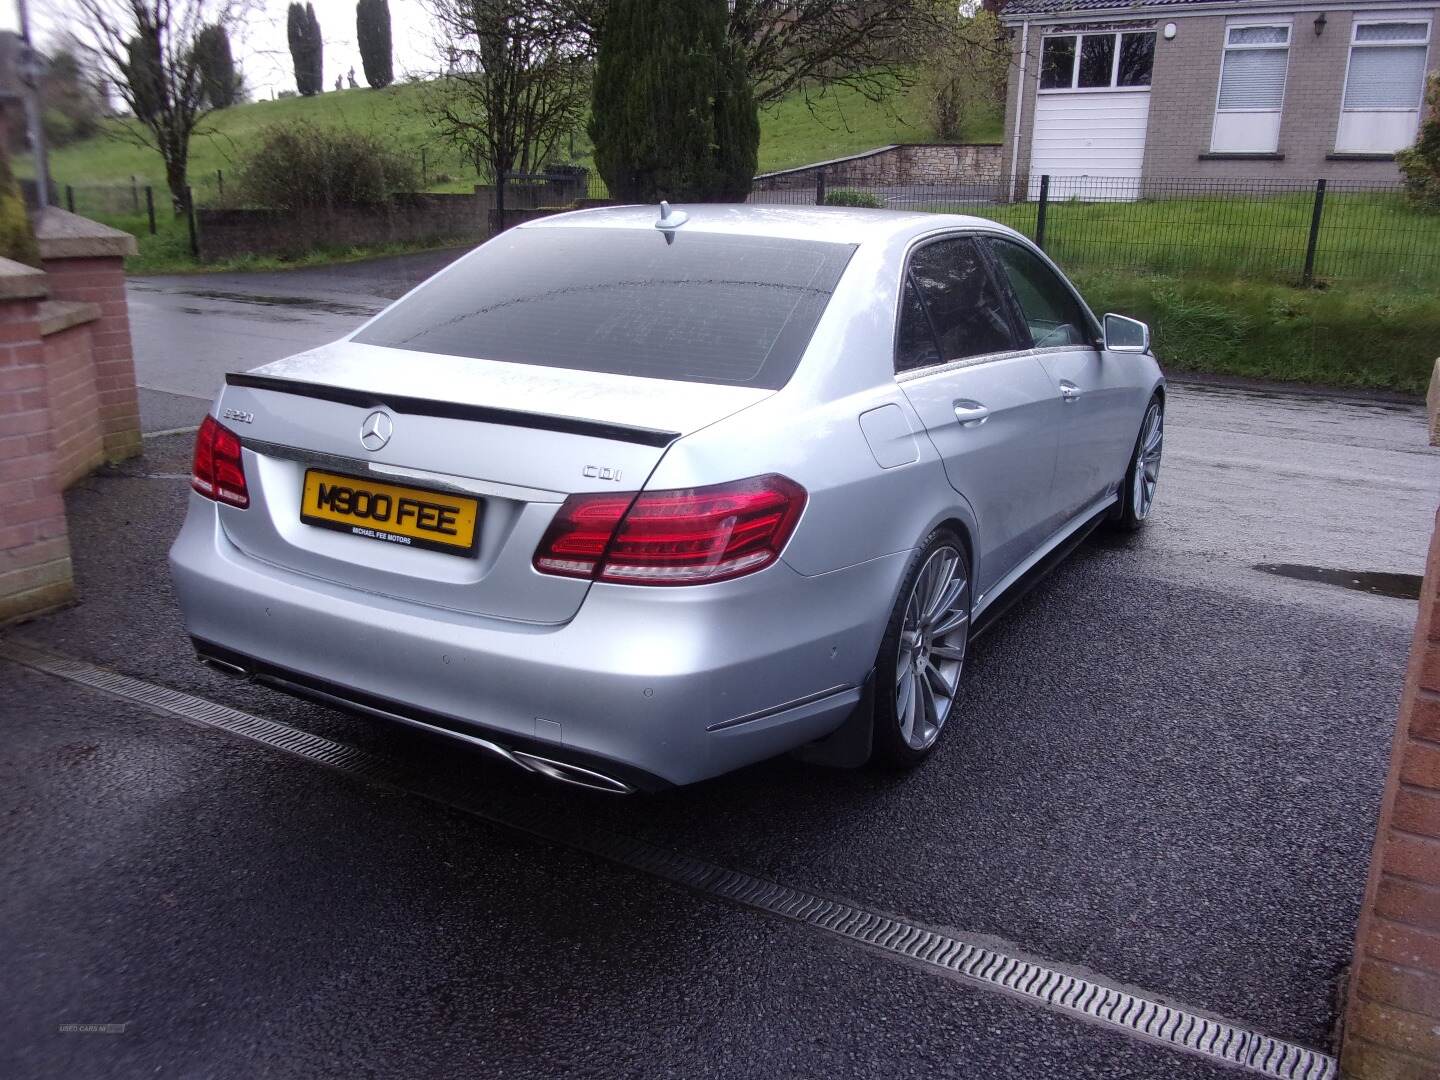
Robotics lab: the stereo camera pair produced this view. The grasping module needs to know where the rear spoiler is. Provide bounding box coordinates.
[225,372,680,448]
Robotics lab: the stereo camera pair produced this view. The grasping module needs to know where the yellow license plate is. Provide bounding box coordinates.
[300,470,480,556]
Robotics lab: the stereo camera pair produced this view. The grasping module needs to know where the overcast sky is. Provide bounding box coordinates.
[4,0,442,100]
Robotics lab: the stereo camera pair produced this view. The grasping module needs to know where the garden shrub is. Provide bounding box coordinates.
[824,189,885,209]
[0,149,39,267]
[236,121,416,211]
[1396,72,1440,211]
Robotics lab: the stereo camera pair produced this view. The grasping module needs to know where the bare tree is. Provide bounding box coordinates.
[726,0,947,108]
[70,0,247,212]
[917,8,1010,140]
[421,0,591,183]
[563,1,945,111]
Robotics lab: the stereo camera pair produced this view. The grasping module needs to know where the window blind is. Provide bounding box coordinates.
[1218,48,1288,109]
[1344,44,1428,108]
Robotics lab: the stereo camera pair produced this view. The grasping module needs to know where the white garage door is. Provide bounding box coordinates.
[1028,89,1151,201]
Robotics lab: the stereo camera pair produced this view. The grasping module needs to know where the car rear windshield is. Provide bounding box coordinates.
[352,227,856,389]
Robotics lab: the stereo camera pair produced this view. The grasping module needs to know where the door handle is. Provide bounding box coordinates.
[953,400,990,427]
[1059,380,1081,403]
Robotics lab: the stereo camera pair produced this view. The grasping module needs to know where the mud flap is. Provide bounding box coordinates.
[790,672,875,769]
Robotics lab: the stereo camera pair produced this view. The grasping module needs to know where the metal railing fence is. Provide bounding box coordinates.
[744,171,1438,287]
[57,165,1439,286]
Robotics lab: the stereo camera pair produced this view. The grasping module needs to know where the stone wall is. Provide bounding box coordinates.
[490,199,617,233]
[197,193,488,262]
[753,144,1004,193]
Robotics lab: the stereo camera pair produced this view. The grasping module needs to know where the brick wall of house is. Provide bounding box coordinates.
[1340,360,1440,1079]
[1002,9,1440,187]
[0,263,75,623]
[1142,12,1439,183]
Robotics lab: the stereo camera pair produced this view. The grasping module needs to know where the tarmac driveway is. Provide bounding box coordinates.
[2,252,1436,1079]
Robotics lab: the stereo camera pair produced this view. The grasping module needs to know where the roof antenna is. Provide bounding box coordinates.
[656,200,688,233]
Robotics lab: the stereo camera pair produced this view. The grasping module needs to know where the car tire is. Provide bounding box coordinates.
[871,529,972,769]
[1110,395,1164,533]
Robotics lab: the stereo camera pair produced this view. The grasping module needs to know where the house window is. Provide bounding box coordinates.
[1039,31,1154,91]
[1210,22,1292,153]
[1336,19,1431,154]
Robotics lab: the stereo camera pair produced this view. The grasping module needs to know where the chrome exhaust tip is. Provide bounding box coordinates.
[510,752,636,795]
[200,654,249,677]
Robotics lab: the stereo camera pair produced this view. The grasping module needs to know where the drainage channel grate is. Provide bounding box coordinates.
[1,637,1337,1080]
[0,638,403,786]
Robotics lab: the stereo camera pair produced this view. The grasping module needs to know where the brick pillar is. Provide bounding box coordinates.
[1341,357,1440,1078]
[32,208,140,464]
[0,257,75,623]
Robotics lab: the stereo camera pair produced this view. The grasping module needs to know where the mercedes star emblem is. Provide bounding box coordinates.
[360,411,393,452]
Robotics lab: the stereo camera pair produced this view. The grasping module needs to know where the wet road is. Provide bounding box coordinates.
[3,253,1437,1078]
[126,249,469,430]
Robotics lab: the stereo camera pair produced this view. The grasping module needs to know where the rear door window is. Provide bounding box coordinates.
[353,227,856,389]
[902,237,1022,367]
[895,276,942,373]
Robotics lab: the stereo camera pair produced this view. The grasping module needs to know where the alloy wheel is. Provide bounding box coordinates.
[1134,404,1163,520]
[894,546,969,751]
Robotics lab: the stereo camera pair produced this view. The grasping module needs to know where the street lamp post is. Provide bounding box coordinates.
[16,0,52,210]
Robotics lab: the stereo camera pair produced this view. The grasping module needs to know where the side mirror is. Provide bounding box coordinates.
[1102,313,1150,354]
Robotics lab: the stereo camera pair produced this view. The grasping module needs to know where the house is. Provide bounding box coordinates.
[998,0,1440,196]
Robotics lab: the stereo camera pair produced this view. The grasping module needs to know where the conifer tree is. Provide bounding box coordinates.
[194,24,243,108]
[287,2,323,96]
[357,0,393,89]
[590,0,758,203]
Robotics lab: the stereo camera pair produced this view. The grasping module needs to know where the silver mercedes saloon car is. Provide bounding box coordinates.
[170,205,1164,793]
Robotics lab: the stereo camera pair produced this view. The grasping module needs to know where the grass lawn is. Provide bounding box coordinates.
[42,84,489,207]
[36,76,999,274]
[755,83,1000,172]
[1075,271,1440,396]
[940,190,1440,289]
[955,187,1440,393]
[37,78,1001,207]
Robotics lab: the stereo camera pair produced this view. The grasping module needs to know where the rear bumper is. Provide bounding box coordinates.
[169,493,906,787]
[190,637,669,793]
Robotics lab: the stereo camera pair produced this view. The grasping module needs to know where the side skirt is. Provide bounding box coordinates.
[971,499,1115,641]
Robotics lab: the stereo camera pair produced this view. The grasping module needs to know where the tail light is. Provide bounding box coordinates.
[534,474,806,586]
[191,414,249,508]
